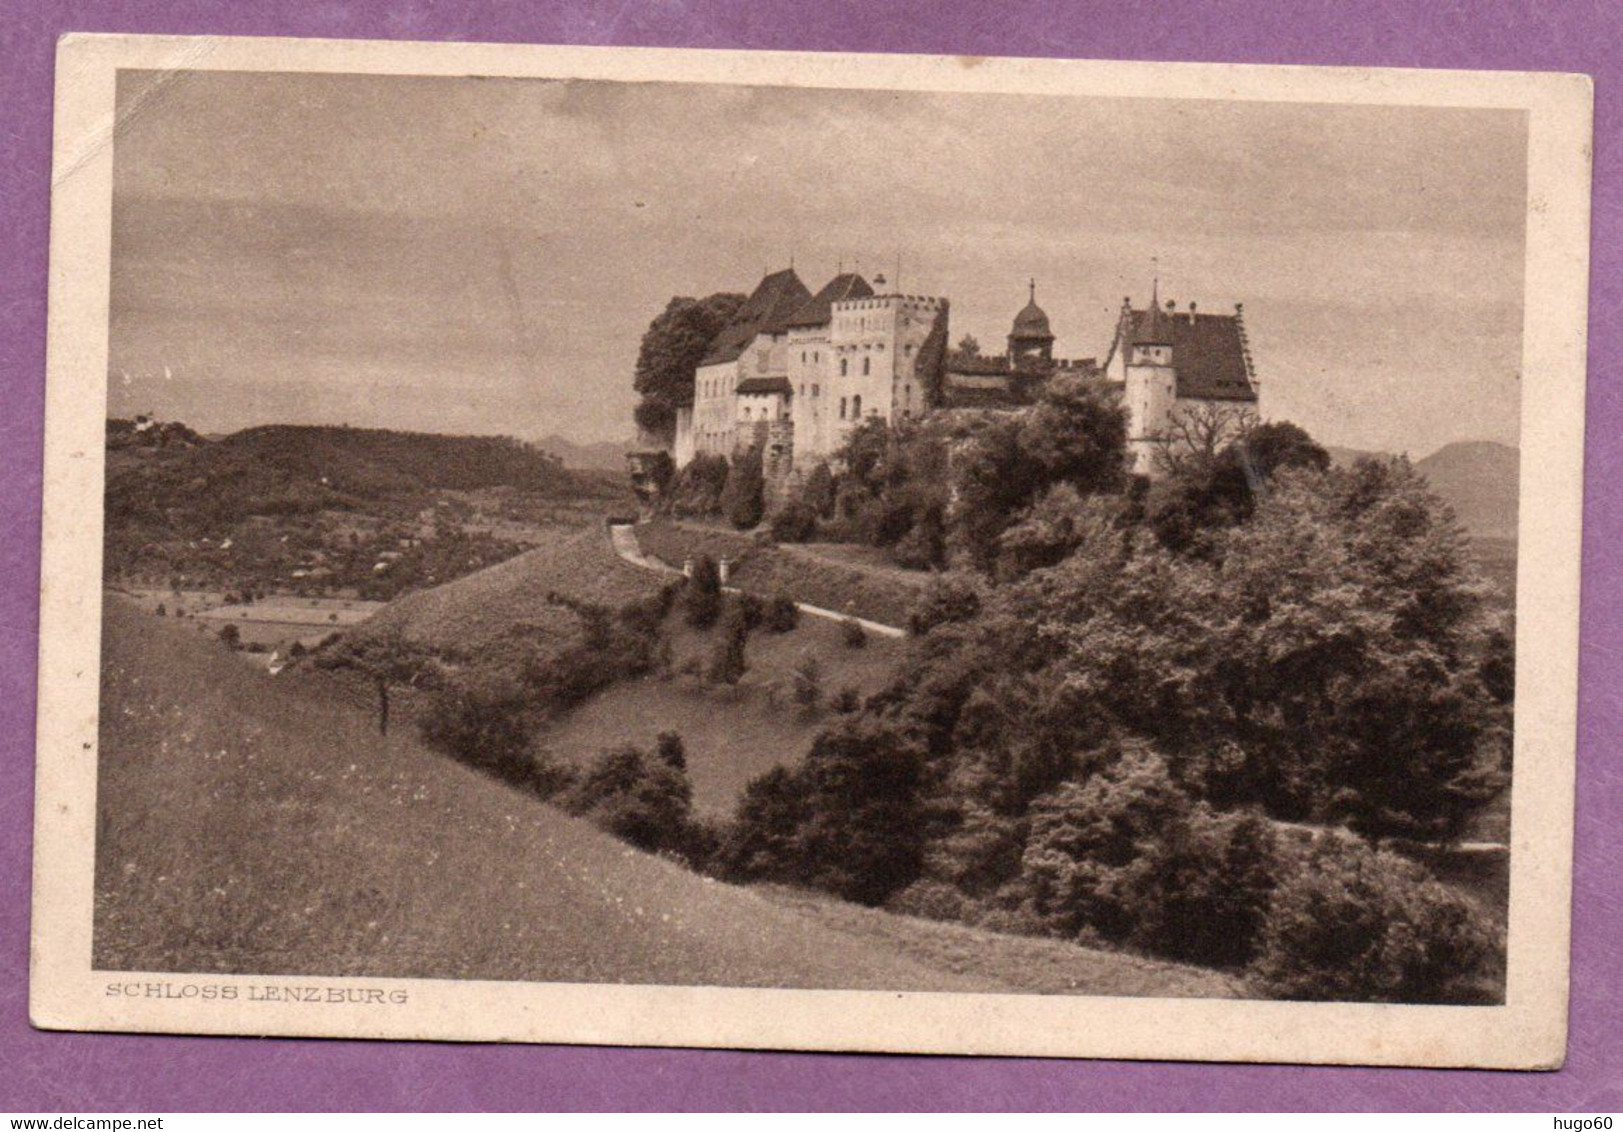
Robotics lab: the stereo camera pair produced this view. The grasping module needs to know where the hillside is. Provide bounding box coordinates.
[1415,441,1519,541]
[104,421,634,600]
[222,424,625,501]
[636,519,929,627]
[356,525,666,656]
[95,596,1241,998]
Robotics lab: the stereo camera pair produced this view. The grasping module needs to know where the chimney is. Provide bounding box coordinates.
[1188,301,1197,323]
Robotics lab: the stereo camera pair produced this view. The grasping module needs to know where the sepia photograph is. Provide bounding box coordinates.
[29,35,1590,1066]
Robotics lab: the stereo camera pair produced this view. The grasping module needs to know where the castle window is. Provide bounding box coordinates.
[840,359,848,377]
[862,357,871,376]
[852,395,862,417]
[839,397,847,419]
[812,384,819,397]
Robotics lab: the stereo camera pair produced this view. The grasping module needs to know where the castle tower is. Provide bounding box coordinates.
[1007,279,1055,364]
[1103,274,1261,477]
[1122,291,1178,473]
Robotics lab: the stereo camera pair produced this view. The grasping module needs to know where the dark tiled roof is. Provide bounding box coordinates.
[1127,307,1257,402]
[785,273,874,328]
[700,268,813,365]
[1010,299,1054,341]
[736,376,791,395]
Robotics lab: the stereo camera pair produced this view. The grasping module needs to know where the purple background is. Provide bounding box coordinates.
[1,0,1616,1113]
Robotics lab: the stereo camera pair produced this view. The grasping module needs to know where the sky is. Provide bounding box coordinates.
[108,70,1528,456]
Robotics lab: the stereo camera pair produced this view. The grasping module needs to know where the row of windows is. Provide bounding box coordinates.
[791,381,912,402]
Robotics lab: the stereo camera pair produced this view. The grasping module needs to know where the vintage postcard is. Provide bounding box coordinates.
[31,34,1590,1066]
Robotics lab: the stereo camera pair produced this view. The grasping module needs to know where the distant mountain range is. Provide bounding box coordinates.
[1325,441,1518,541]
[1415,441,1519,541]
[531,434,633,473]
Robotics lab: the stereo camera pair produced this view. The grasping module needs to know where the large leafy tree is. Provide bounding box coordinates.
[632,293,745,445]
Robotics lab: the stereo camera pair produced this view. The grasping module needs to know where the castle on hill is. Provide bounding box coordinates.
[668,265,1260,479]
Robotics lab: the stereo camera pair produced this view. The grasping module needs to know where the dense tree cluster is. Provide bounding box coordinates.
[711,406,1508,1002]
[764,374,1130,574]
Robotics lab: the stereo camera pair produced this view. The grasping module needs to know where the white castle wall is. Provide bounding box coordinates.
[788,324,834,463]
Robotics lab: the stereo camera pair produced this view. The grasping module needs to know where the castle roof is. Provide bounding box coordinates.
[785,272,874,328]
[1009,280,1054,342]
[1123,304,1257,402]
[736,376,792,395]
[700,268,813,365]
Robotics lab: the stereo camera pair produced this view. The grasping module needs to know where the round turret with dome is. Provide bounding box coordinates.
[1008,278,1055,363]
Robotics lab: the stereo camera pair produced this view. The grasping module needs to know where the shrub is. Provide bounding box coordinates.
[523,621,652,714]
[564,744,694,856]
[715,765,808,883]
[770,500,819,543]
[154,603,166,617]
[803,462,836,518]
[840,617,867,649]
[792,653,823,708]
[735,591,766,631]
[655,730,686,772]
[1123,806,1280,967]
[288,640,308,659]
[720,445,766,530]
[217,623,241,649]
[619,581,679,637]
[707,604,749,686]
[1250,833,1499,1003]
[419,677,544,792]
[891,505,946,570]
[668,452,730,518]
[832,686,862,714]
[683,555,722,629]
[764,593,800,633]
[907,572,984,636]
[1021,745,1194,942]
[792,716,929,904]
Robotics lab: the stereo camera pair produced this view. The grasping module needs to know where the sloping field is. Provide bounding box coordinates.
[541,613,910,814]
[95,597,1239,997]
[636,520,928,627]
[358,525,664,655]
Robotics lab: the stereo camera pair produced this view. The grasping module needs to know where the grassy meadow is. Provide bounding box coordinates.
[94,595,1240,997]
